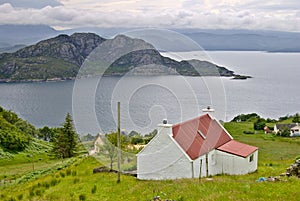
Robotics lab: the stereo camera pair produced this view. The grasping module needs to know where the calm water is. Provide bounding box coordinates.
[0,51,299,134]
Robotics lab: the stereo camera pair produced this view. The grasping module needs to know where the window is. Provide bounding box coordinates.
[249,154,254,162]
[197,130,206,140]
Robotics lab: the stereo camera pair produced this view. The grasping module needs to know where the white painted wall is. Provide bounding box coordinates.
[215,150,258,175]
[137,124,193,180]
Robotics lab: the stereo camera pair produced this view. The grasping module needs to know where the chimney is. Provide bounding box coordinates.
[202,106,215,114]
[158,119,173,136]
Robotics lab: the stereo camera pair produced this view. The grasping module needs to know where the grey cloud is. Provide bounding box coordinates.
[240,0,300,11]
[0,0,62,9]
[0,1,299,32]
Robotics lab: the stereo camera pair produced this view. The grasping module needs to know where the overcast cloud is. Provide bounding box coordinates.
[0,0,299,31]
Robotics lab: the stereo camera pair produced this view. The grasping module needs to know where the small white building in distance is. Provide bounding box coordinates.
[89,133,104,155]
[137,114,258,180]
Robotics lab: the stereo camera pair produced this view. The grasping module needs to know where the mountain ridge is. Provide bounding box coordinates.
[1,25,299,53]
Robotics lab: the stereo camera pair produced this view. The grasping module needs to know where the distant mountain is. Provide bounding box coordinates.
[0,24,58,48]
[182,31,300,52]
[0,33,241,82]
[0,24,59,53]
[0,25,299,53]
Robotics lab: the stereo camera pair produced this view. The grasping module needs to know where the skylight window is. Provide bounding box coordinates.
[197,130,206,140]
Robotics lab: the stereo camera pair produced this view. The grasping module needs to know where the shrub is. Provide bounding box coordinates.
[66,169,71,176]
[178,196,184,201]
[17,194,23,200]
[60,172,65,178]
[279,127,290,137]
[243,131,254,134]
[254,118,266,130]
[42,182,50,189]
[79,194,86,201]
[29,189,34,197]
[73,178,80,184]
[231,113,259,122]
[91,184,97,194]
[71,170,77,176]
[50,178,59,186]
[35,190,42,196]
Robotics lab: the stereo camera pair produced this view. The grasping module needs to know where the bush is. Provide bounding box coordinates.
[279,127,290,137]
[243,131,254,134]
[59,172,65,178]
[231,113,259,122]
[43,182,50,189]
[79,194,86,201]
[73,178,80,184]
[66,169,71,176]
[35,190,42,196]
[254,118,266,130]
[91,184,97,194]
[71,170,77,176]
[50,178,59,186]
[29,189,34,197]
[17,194,23,200]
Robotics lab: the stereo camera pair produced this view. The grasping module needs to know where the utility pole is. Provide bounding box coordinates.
[117,102,121,183]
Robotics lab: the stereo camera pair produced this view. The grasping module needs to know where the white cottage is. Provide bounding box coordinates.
[89,133,105,155]
[137,114,258,180]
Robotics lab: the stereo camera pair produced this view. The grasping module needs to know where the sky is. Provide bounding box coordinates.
[0,0,299,32]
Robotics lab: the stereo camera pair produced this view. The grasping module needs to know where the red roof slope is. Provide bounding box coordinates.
[172,114,232,160]
[217,140,258,158]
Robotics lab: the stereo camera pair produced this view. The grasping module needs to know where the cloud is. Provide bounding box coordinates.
[0,0,62,9]
[0,0,299,32]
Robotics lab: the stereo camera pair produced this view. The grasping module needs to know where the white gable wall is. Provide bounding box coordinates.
[191,149,258,177]
[215,150,258,175]
[137,124,192,180]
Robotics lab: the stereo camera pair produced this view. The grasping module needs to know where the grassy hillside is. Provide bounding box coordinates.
[0,119,300,200]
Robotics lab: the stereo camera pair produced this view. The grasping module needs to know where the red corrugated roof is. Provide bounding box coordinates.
[172,114,232,160]
[217,140,258,158]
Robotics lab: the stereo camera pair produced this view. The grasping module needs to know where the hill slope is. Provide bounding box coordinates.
[0,33,105,81]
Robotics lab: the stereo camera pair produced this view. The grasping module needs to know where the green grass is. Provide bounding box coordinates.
[0,122,300,200]
[1,156,300,201]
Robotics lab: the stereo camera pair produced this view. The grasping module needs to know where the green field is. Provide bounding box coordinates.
[0,121,300,201]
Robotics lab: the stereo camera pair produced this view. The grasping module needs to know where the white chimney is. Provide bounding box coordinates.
[202,106,215,114]
[158,119,173,136]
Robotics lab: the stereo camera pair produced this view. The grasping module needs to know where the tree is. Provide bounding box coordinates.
[15,120,38,137]
[52,113,78,158]
[254,118,266,130]
[292,113,300,123]
[231,113,259,122]
[279,126,291,137]
[38,126,55,141]
[99,137,117,170]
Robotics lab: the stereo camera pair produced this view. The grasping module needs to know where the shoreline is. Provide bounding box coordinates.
[0,73,252,84]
